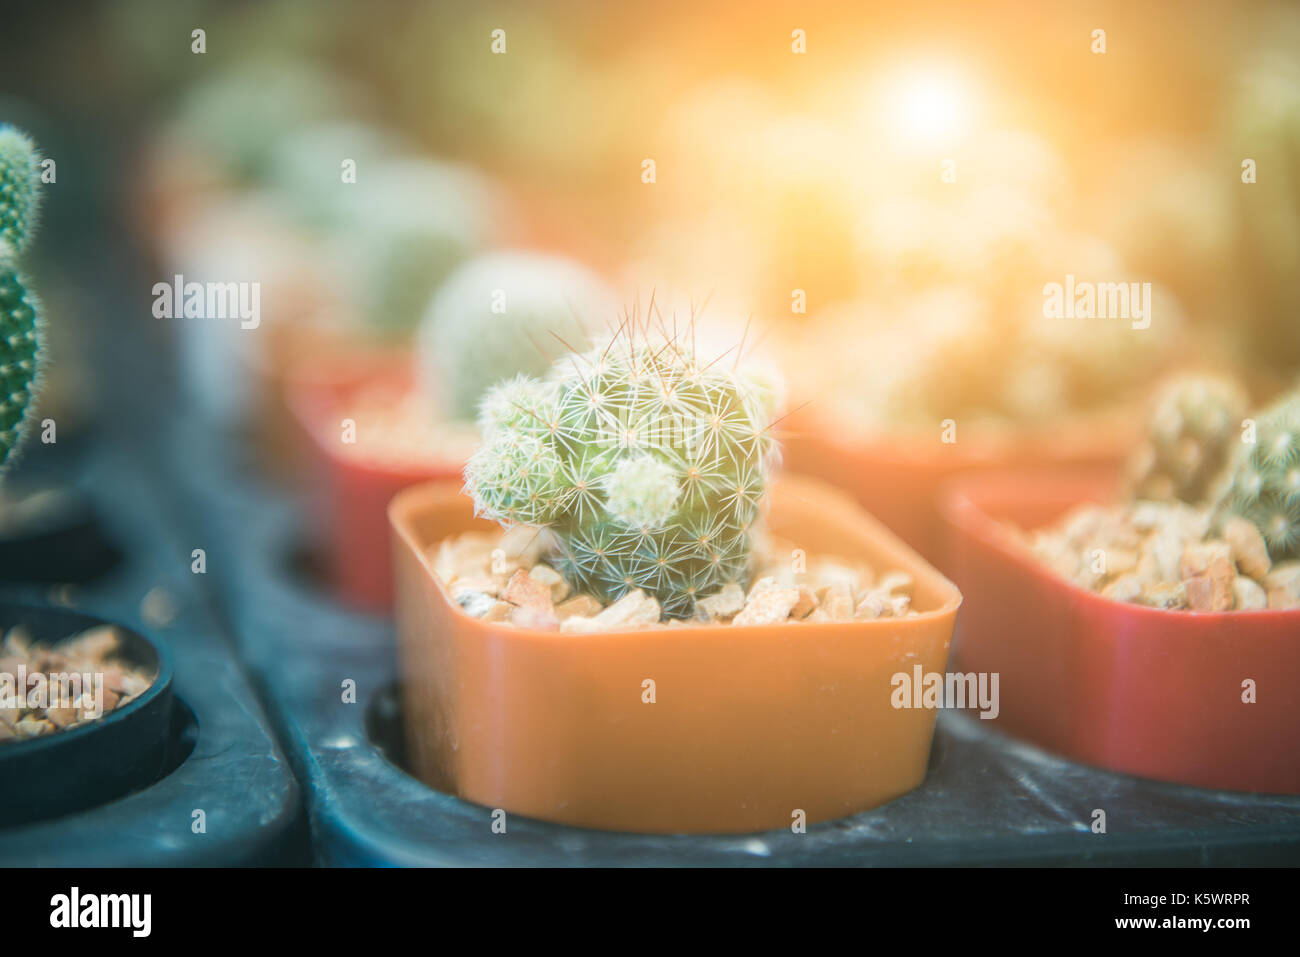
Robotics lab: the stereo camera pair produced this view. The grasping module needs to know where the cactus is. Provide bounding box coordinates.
[465,328,780,618]
[1228,45,1300,380]
[264,122,397,231]
[1216,391,1300,562]
[0,127,43,471]
[1131,374,1249,505]
[328,158,498,336]
[170,60,356,185]
[417,252,613,421]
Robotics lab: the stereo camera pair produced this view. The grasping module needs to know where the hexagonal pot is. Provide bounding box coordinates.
[942,469,1300,794]
[389,474,962,834]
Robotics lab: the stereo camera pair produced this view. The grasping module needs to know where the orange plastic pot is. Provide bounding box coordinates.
[782,408,1139,571]
[289,353,463,612]
[942,470,1300,794]
[389,475,962,833]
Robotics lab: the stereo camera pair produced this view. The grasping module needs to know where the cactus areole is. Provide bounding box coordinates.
[465,329,781,619]
[0,126,43,471]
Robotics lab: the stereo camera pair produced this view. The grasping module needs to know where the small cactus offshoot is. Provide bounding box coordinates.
[0,126,43,471]
[464,320,781,619]
[1131,374,1249,505]
[1216,391,1300,563]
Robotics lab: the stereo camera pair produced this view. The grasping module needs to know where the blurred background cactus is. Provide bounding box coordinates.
[416,251,613,422]
[466,328,779,617]
[325,157,500,337]
[1227,22,1300,387]
[0,127,43,470]
[1,0,1297,548]
[163,59,359,188]
[1217,391,1300,563]
[1131,374,1249,505]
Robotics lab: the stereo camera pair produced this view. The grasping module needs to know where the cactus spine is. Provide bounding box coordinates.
[0,127,43,470]
[1131,374,1249,505]
[1216,391,1300,562]
[465,327,780,618]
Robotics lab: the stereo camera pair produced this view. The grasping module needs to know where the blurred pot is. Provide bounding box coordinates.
[783,406,1140,570]
[942,470,1300,794]
[289,352,466,612]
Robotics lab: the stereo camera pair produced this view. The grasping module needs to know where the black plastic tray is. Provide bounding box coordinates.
[173,429,1300,866]
[0,438,305,866]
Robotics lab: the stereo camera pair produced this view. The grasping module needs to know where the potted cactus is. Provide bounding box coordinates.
[782,211,1182,568]
[780,291,1180,564]
[290,251,614,610]
[137,58,361,242]
[245,153,502,473]
[141,64,506,462]
[943,373,1300,794]
[389,325,961,833]
[0,128,173,821]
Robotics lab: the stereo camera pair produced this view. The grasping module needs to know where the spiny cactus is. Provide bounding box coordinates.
[1131,374,1249,505]
[417,252,613,421]
[1216,391,1300,562]
[330,158,498,336]
[170,60,356,185]
[0,127,43,471]
[264,121,397,231]
[464,327,781,618]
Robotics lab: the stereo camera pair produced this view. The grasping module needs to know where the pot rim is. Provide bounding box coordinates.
[390,473,963,641]
[0,604,174,759]
[791,403,1140,465]
[285,356,466,483]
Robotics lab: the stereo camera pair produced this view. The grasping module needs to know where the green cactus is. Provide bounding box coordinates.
[170,59,357,185]
[330,158,498,336]
[1216,391,1300,562]
[417,252,612,421]
[1132,374,1249,505]
[464,329,780,618]
[0,127,43,471]
[1229,47,1300,380]
[263,121,397,231]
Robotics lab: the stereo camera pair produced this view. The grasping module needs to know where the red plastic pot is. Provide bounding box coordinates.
[942,469,1300,794]
[288,352,464,612]
[782,408,1139,571]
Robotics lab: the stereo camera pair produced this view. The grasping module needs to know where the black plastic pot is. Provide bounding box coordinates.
[0,603,173,828]
[0,448,124,584]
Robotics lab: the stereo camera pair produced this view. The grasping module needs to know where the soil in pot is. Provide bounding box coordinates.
[0,605,174,827]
